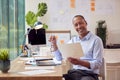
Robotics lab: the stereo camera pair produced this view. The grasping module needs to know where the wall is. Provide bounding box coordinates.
[25,0,120,45]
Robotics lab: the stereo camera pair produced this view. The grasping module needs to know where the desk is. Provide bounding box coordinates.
[0,57,63,80]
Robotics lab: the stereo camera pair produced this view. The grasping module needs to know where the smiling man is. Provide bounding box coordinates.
[49,15,103,80]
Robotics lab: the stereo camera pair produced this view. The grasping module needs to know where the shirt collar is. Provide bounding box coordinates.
[78,31,92,41]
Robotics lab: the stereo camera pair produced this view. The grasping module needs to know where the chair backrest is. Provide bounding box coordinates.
[99,58,106,80]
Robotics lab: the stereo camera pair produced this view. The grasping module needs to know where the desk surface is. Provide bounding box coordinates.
[0,57,63,80]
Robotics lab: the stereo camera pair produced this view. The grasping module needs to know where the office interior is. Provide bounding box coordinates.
[0,0,120,80]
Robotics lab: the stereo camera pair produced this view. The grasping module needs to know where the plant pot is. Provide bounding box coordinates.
[0,60,10,73]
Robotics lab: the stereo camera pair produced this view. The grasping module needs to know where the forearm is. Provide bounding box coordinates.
[49,35,63,61]
[78,59,90,69]
[51,43,58,51]
[52,50,63,61]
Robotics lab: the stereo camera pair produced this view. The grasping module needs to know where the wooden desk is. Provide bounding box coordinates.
[0,57,63,80]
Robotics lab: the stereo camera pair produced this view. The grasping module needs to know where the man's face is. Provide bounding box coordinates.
[73,17,87,36]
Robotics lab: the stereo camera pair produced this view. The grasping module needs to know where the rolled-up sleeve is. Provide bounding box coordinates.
[52,50,63,61]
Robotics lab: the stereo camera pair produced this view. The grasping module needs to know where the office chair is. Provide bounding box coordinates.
[99,58,106,80]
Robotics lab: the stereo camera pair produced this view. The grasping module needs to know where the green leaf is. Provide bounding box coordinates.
[43,23,48,29]
[37,3,47,17]
[25,11,37,28]
[25,2,48,29]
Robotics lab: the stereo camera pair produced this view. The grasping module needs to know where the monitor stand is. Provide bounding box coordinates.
[30,44,46,56]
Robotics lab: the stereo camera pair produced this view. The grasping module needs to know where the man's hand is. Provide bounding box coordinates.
[67,57,80,65]
[67,57,90,69]
[49,35,57,45]
[49,35,58,51]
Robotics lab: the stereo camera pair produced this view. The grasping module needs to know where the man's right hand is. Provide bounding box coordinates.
[49,35,58,51]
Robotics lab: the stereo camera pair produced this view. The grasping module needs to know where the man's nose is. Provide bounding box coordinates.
[77,24,81,28]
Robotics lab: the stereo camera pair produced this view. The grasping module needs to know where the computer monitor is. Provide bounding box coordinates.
[28,28,46,45]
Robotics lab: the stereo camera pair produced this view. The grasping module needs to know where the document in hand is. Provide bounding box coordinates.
[58,43,84,59]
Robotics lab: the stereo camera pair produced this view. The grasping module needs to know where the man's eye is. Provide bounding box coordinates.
[74,24,78,27]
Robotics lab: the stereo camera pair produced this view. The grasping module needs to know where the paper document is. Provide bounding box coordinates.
[58,43,84,59]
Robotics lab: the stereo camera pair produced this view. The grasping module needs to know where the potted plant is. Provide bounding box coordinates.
[96,20,107,48]
[22,2,48,55]
[25,2,48,29]
[0,49,10,73]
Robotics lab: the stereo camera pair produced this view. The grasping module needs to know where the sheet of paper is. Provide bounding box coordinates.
[25,66,55,70]
[18,69,55,75]
[58,43,84,59]
[19,57,33,61]
[20,57,52,61]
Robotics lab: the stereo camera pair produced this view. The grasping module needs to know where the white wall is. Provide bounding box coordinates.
[89,0,120,45]
[25,0,120,45]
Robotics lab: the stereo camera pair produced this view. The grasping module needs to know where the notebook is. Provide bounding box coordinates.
[58,43,84,59]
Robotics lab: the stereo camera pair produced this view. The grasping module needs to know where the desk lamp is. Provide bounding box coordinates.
[34,21,43,30]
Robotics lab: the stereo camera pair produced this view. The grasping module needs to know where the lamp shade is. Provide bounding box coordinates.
[34,21,43,29]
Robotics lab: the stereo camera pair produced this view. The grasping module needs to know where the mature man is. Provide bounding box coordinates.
[49,15,103,80]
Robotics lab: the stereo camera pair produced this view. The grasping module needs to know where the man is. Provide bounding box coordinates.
[49,15,103,80]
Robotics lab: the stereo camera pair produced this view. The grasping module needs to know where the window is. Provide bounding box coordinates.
[0,0,25,60]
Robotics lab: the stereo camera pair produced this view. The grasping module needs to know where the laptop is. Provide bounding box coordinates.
[58,43,84,59]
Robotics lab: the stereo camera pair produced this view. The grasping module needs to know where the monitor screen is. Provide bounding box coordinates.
[28,28,46,45]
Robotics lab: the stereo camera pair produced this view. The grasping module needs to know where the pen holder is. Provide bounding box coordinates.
[27,50,32,57]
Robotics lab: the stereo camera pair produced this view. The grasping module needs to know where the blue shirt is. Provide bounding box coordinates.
[53,32,103,74]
